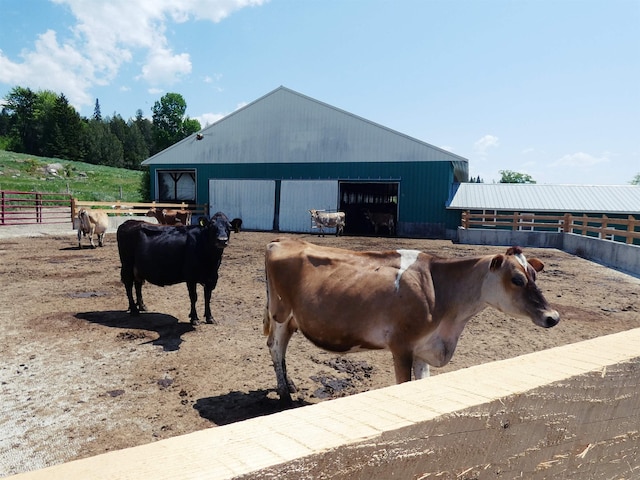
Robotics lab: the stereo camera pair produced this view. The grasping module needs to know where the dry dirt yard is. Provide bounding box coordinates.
[0,228,638,477]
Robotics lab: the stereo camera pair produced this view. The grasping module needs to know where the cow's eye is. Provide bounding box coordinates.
[511,276,526,287]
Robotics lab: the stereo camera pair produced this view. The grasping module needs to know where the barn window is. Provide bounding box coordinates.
[157,170,196,203]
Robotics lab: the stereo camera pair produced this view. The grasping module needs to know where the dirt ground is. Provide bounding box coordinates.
[0,228,638,477]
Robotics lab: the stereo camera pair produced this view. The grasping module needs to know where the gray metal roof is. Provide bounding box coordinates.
[447,183,640,214]
[142,86,468,181]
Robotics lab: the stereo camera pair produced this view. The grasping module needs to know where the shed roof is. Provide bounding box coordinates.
[142,86,468,181]
[447,183,640,214]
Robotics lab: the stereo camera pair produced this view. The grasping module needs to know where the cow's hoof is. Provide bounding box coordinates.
[205,317,217,325]
[191,318,201,326]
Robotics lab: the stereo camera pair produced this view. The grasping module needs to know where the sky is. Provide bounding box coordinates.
[0,0,638,185]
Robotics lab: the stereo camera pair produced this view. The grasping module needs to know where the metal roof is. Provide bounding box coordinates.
[447,183,640,214]
[142,86,468,181]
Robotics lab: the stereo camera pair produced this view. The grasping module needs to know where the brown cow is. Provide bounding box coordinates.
[363,209,395,235]
[77,208,109,248]
[146,207,192,226]
[263,239,559,403]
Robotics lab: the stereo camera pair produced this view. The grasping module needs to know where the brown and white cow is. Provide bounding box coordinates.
[77,208,109,248]
[263,239,559,403]
[309,209,346,236]
[146,207,192,226]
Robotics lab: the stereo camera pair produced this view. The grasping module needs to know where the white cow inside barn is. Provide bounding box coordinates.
[309,209,346,236]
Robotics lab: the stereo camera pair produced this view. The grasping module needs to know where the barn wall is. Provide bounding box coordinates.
[148,160,461,237]
[13,329,640,480]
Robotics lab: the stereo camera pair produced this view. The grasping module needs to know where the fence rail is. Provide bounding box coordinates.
[461,210,640,245]
[0,190,209,226]
[71,199,208,223]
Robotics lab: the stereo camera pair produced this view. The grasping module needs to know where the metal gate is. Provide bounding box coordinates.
[0,190,72,226]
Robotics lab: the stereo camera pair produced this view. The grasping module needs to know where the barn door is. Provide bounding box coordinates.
[279,180,339,233]
[208,179,276,231]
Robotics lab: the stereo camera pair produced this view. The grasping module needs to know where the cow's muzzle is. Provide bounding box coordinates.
[539,309,560,328]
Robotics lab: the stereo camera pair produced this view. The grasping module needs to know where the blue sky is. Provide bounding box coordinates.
[1,0,638,185]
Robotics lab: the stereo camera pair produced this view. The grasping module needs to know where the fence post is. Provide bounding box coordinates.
[600,214,608,240]
[35,193,43,223]
[512,212,518,231]
[70,197,76,225]
[563,213,571,233]
[628,215,635,244]
[1,191,5,225]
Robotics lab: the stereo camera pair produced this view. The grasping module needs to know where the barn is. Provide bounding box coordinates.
[142,86,469,238]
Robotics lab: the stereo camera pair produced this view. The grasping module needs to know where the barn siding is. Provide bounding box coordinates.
[148,161,460,236]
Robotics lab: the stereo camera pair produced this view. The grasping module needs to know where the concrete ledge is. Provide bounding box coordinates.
[457,228,640,276]
[10,328,640,480]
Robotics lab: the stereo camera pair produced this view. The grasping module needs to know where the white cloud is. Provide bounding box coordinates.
[1,0,267,109]
[473,134,499,156]
[138,48,192,86]
[196,112,226,127]
[553,152,610,167]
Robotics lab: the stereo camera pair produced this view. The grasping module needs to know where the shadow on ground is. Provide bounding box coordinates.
[76,310,195,351]
[194,390,309,425]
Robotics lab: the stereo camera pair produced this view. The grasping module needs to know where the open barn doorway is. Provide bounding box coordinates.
[339,182,399,236]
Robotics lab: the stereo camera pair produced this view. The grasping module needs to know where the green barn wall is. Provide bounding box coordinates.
[148,161,462,237]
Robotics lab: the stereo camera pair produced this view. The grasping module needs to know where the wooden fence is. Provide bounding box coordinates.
[71,199,208,223]
[0,191,209,227]
[0,190,72,225]
[461,210,640,245]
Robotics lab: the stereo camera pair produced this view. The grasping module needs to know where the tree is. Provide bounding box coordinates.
[631,173,640,185]
[4,86,38,153]
[151,93,201,154]
[499,170,536,184]
[93,99,102,122]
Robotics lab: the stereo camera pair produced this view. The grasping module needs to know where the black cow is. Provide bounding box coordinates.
[116,212,232,325]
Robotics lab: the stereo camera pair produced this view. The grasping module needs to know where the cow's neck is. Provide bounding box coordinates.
[429,256,491,323]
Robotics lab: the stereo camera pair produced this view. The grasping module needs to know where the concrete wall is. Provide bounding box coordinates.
[456,228,640,277]
[10,329,640,480]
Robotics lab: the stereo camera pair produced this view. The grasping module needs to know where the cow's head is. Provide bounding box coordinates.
[483,246,559,328]
[203,211,232,249]
[309,209,318,218]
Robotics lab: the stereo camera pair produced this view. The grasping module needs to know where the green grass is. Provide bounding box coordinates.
[0,150,145,202]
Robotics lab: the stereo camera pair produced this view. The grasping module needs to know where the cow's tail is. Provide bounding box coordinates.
[263,257,271,336]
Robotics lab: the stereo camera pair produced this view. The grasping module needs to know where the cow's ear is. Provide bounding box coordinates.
[528,258,544,272]
[490,254,504,271]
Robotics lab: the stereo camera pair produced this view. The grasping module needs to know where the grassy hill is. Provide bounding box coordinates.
[0,150,145,202]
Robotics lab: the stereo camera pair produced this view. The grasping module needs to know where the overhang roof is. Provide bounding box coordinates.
[447,183,640,214]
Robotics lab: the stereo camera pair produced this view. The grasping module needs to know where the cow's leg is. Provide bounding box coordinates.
[89,229,96,248]
[203,283,217,324]
[77,229,82,249]
[391,348,414,383]
[123,279,138,314]
[98,232,104,247]
[266,315,297,405]
[134,281,146,312]
[187,282,200,325]
[412,358,430,380]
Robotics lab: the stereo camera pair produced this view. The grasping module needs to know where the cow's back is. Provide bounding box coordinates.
[92,210,109,233]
